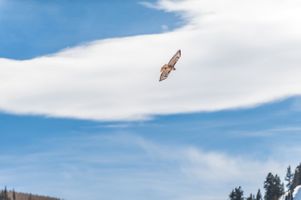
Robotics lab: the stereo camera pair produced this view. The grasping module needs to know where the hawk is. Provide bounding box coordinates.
[159,49,181,81]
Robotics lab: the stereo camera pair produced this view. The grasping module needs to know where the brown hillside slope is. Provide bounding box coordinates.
[7,191,60,200]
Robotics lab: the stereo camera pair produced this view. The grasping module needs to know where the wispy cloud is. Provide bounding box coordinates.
[230,126,301,138]
[0,133,290,200]
[1,0,301,120]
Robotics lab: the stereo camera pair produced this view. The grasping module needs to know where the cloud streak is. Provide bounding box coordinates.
[0,133,288,200]
[1,0,301,120]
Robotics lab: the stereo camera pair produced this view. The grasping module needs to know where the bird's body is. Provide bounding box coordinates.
[159,50,181,81]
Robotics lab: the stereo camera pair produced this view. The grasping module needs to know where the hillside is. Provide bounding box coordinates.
[6,191,60,200]
[293,186,301,200]
[279,186,301,200]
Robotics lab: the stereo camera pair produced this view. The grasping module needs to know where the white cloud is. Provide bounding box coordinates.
[0,133,288,200]
[181,147,285,188]
[229,126,301,138]
[1,0,301,120]
[133,137,287,198]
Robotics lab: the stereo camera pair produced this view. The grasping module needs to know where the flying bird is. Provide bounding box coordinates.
[159,49,181,81]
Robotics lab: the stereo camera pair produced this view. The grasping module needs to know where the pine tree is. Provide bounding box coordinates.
[229,186,244,200]
[275,174,285,197]
[264,173,284,200]
[284,166,294,200]
[256,189,263,200]
[0,190,3,200]
[246,193,255,200]
[292,163,301,190]
[285,166,294,191]
[285,192,293,200]
[264,173,274,200]
[12,189,16,200]
[3,187,9,200]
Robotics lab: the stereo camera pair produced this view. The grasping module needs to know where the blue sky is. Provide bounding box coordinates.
[0,0,180,59]
[1,97,301,199]
[1,0,301,200]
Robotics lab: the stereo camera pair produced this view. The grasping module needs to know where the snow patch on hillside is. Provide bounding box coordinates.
[279,186,301,200]
[293,186,301,200]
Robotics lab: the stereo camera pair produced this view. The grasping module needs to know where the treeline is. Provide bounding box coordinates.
[0,187,61,200]
[229,163,301,200]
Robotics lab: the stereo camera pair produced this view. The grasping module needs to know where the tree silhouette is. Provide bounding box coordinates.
[229,186,244,200]
[256,189,263,200]
[264,173,284,200]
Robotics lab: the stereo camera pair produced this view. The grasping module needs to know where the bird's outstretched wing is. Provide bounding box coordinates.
[159,50,181,82]
[168,50,181,67]
[159,69,170,81]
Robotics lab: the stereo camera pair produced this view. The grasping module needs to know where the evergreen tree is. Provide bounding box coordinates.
[285,192,293,200]
[3,187,9,200]
[285,166,294,191]
[292,163,301,190]
[246,193,255,200]
[264,173,274,200]
[284,166,294,200]
[256,189,263,200]
[264,173,284,200]
[0,190,3,200]
[275,175,285,198]
[229,186,244,200]
[12,189,16,200]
